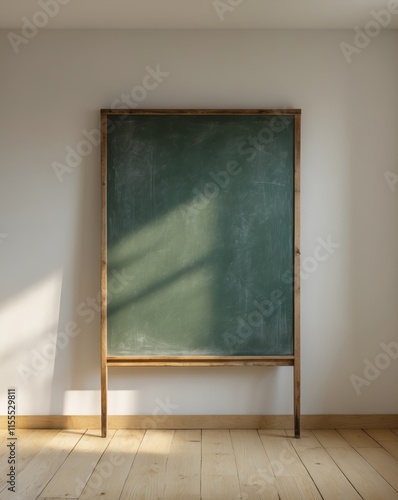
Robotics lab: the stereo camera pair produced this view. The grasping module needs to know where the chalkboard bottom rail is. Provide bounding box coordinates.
[106,356,295,367]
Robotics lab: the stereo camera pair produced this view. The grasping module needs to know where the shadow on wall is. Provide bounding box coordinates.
[1,111,295,417]
[58,112,294,415]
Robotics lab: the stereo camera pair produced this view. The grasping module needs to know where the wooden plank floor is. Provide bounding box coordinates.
[1,428,397,499]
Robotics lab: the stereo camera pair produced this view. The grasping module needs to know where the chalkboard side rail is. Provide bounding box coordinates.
[107,356,295,367]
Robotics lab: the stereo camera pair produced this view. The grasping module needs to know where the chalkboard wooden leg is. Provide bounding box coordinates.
[101,362,108,437]
[294,360,301,438]
[293,111,301,438]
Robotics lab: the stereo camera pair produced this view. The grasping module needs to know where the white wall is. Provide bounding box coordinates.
[1,29,397,417]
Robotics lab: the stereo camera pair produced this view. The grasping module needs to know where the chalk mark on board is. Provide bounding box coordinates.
[256,181,285,186]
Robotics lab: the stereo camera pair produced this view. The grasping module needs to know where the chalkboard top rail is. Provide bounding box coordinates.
[107,356,295,367]
[101,108,301,116]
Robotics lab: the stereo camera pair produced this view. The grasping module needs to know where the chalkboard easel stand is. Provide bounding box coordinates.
[100,109,301,438]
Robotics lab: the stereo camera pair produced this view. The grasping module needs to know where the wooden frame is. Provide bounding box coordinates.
[101,109,301,437]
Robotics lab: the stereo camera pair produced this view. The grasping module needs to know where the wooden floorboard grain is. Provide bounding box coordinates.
[356,447,398,492]
[365,429,398,442]
[163,430,201,499]
[275,476,322,500]
[288,431,362,500]
[258,429,308,476]
[364,429,398,461]
[79,429,145,500]
[312,429,352,449]
[326,446,398,499]
[39,429,115,499]
[286,429,321,450]
[230,430,279,499]
[258,430,322,499]
[201,476,242,500]
[337,428,380,448]
[0,429,59,492]
[201,430,240,499]
[376,441,398,460]
[2,430,84,500]
[119,429,174,499]
[4,427,398,499]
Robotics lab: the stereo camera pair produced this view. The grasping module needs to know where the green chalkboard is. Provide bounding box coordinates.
[103,110,300,358]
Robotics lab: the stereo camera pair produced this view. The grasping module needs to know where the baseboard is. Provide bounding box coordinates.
[1,414,397,429]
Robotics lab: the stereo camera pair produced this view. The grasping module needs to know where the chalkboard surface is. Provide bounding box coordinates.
[105,112,296,357]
